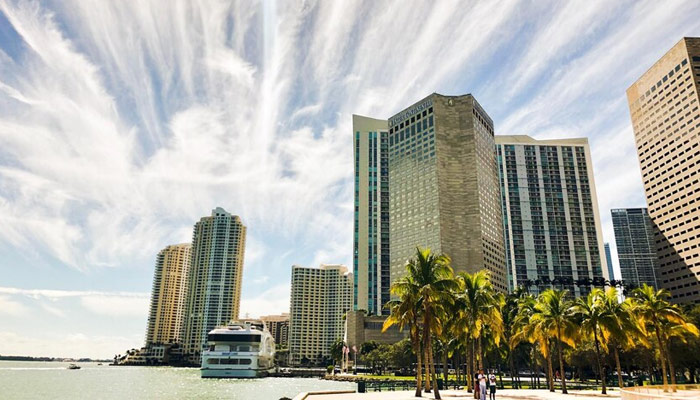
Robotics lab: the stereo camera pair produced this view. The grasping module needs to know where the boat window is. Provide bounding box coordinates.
[220,359,239,365]
[239,359,252,365]
[208,345,215,351]
[214,345,230,352]
[238,346,250,352]
[207,359,219,365]
[208,334,261,342]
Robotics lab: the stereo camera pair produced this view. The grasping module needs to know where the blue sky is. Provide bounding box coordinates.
[0,0,699,359]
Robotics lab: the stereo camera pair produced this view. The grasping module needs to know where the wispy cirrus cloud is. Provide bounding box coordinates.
[0,0,699,357]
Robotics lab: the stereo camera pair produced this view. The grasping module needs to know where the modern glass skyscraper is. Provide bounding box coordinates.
[145,243,191,346]
[181,207,246,363]
[387,93,507,291]
[604,243,615,281]
[288,264,352,366]
[497,135,607,297]
[626,37,700,303]
[352,115,390,315]
[611,208,658,289]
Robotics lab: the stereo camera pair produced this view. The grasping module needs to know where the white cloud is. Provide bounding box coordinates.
[0,295,29,316]
[240,284,290,319]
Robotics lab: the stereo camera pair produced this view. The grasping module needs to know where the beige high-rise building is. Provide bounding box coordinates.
[181,207,247,362]
[626,37,700,304]
[145,243,191,346]
[260,313,290,349]
[288,264,353,366]
[387,93,507,291]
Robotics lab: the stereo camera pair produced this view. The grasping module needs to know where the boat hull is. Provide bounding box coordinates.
[200,368,272,378]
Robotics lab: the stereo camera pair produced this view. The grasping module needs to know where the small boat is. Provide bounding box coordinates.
[67,364,81,370]
[201,320,276,378]
[97,363,103,366]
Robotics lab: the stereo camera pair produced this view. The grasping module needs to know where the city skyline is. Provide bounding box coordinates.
[1,1,700,359]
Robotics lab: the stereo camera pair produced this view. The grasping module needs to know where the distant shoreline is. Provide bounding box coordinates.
[0,356,111,363]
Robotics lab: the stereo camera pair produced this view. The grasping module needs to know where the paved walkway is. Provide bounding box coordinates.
[300,389,621,400]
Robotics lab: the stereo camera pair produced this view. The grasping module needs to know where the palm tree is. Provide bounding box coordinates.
[408,248,458,400]
[531,289,578,394]
[512,293,554,391]
[572,288,611,394]
[456,271,504,372]
[384,274,424,397]
[659,317,699,386]
[600,287,646,389]
[632,284,698,389]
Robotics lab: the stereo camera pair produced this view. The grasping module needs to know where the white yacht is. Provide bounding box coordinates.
[200,320,276,378]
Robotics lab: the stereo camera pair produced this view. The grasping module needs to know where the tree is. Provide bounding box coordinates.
[531,289,578,394]
[385,273,424,397]
[572,288,610,394]
[631,284,698,389]
[512,293,554,392]
[407,248,458,400]
[330,339,345,371]
[601,287,646,388]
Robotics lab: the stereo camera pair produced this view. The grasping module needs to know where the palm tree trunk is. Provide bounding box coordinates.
[593,328,606,394]
[546,341,554,392]
[478,335,484,370]
[666,341,677,390]
[614,344,623,389]
[556,325,568,394]
[509,351,517,389]
[425,337,432,392]
[430,337,441,400]
[466,345,471,392]
[472,339,478,399]
[443,346,449,384]
[654,327,669,390]
[413,329,423,397]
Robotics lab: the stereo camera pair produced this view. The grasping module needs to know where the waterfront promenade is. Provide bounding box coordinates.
[295,389,622,400]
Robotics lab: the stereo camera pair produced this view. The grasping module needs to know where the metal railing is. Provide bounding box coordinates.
[620,384,700,400]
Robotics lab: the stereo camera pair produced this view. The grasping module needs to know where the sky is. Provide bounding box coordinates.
[0,0,699,359]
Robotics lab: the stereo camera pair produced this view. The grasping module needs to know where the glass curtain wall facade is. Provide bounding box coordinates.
[604,243,616,281]
[497,135,607,297]
[611,208,659,289]
[352,115,390,315]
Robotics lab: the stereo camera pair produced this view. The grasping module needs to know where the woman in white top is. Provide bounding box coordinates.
[488,372,497,400]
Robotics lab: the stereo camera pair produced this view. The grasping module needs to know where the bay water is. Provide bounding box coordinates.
[0,361,355,399]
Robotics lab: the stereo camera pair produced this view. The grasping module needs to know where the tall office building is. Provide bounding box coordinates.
[352,115,390,315]
[611,208,659,289]
[182,207,247,362]
[288,264,353,366]
[386,93,507,291]
[260,313,290,349]
[497,135,607,297]
[604,243,615,281]
[145,243,191,346]
[626,37,700,303]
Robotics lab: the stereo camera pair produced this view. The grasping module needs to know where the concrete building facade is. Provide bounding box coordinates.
[344,310,408,351]
[145,243,192,346]
[626,37,700,303]
[260,313,290,349]
[181,207,246,363]
[612,208,659,289]
[387,93,507,291]
[288,264,353,366]
[352,115,391,315]
[496,135,607,297]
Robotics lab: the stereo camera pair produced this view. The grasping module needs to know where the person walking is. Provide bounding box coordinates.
[474,371,481,399]
[488,371,497,400]
[478,369,487,400]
